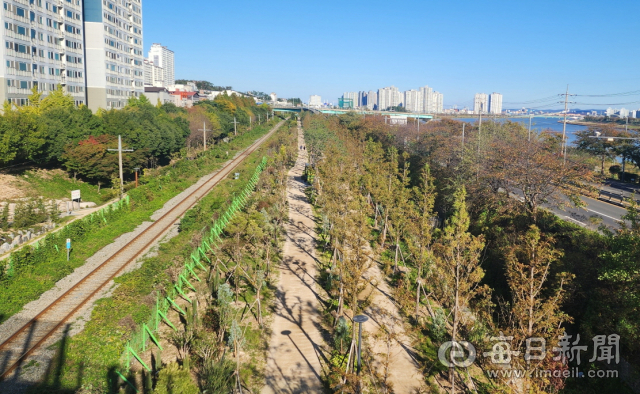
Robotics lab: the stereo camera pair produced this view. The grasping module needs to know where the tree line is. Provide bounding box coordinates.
[0,88,272,186]
[303,113,639,393]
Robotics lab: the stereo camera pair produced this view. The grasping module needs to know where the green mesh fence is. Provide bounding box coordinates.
[122,157,268,371]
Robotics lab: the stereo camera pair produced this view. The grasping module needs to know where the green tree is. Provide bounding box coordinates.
[574,125,619,175]
[432,187,488,393]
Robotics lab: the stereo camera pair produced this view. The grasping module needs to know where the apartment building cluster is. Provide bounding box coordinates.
[606,107,640,118]
[473,92,503,114]
[0,0,145,111]
[342,85,444,113]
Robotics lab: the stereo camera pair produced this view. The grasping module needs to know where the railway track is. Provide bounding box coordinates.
[0,120,286,381]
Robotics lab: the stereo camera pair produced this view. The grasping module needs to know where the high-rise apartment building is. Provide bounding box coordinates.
[489,92,502,114]
[357,91,367,108]
[144,59,163,87]
[309,94,322,107]
[404,89,422,112]
[84,0,144,112]
[0,0,87,106]
[474,93,488,114]
[433,91,443,113]
[420,86,433,113]
[342,91,358,108]
[148,43,174,87]
[367,90,377,110]
[377,86,400,110]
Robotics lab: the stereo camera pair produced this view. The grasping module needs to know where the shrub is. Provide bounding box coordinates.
[153,362,199,394]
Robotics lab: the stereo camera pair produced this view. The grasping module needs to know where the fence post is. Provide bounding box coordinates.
[167,296,186,315]
[128,345,151,371]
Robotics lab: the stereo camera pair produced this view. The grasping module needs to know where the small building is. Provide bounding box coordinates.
[144,87,174,106]
[169,89,200,108]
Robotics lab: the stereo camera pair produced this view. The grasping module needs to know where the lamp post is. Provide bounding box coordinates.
[353,314,369,375]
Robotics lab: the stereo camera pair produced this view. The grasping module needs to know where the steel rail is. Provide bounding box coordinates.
[0,120,285,380]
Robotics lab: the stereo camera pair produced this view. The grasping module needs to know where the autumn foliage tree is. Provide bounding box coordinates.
[501,225,573,392]
[431,187,488,393]
[62,135,146,184]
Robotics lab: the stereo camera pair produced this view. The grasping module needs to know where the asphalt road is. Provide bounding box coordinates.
[547,195,628,231]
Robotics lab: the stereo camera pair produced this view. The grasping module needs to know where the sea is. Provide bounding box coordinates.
[452,117,587,144]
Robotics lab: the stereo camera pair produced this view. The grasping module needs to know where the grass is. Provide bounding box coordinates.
[26,118,296,393]
[0,120,281,325]
[21,170,106,204]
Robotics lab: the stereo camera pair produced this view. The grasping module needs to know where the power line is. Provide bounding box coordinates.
[573,100,640,106]
[503,95,560,104]
[576,89,640,98]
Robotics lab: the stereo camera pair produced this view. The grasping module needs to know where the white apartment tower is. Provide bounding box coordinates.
[377,86,400,111]
[148,43,174,87]
[367,90,377,110]
[420,86,433,113]
[404,89,422,112]
[84,0,144,112]
[309,94,322,107]
[489,92,502,114]
[474,93,488,114]
[143,58,163,87]
[433,91,443,113]
[0,0,87,106]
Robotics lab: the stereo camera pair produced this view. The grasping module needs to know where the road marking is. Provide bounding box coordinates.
[585,208,622,222]
[564,216,586,226]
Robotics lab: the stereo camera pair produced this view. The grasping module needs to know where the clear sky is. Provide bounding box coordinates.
[143,0,640,110]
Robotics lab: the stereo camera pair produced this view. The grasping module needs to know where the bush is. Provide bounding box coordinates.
[153,363,199,394]
[13,199,49,229]
[199,358,235,393]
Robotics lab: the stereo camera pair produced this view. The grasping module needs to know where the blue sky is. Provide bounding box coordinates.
[144,0,640,109]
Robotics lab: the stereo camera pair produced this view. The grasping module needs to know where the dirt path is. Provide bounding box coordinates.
[362,262,425,393]
[262,123,329,394]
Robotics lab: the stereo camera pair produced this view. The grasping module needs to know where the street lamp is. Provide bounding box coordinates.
[353,314,369,375]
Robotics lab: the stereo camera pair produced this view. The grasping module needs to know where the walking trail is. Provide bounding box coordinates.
[362,261,425,393]
[263,122,329,394]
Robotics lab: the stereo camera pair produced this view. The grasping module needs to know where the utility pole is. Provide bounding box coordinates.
[107,135,133,199]
[462,123,465,149]
[625,116,628,132]
[199,122,211,151]
[232,117,238,136]
[559,85,576,164]
[528,114,533,142]
[477,103,483,182]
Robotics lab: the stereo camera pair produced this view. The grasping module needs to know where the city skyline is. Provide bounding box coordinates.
[142,0,640,110]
